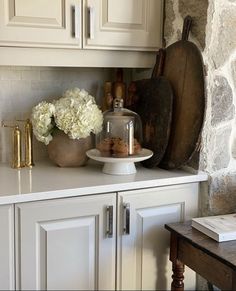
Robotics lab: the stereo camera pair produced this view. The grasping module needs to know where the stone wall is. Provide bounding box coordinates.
[165,1,236,289]
[165,0,236,217]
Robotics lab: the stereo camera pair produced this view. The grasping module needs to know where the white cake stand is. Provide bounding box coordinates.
[86,148,153,175]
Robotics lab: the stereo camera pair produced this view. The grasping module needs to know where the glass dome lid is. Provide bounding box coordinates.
[96,98,143,158]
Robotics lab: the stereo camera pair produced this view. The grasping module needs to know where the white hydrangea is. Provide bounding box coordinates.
[31,101,55,145]
[53,88,103,139]
[31,88,103,144]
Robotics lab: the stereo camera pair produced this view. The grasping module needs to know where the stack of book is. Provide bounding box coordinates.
[192,213,236,242]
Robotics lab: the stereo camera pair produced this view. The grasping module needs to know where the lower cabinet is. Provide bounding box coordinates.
[13,183,199,290]
[0,205,14,290]
[15,194,117,290]
[117,183,199,290]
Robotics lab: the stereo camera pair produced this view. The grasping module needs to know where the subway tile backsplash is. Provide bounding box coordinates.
[0,66,114,163]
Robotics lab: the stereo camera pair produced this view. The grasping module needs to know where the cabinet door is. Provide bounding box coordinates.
[15,193,116,290]
[0,0,82,48]
[117,183,199,291]
[83,0,163,50]
[0,205,14,290]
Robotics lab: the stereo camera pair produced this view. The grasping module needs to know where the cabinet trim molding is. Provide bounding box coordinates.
[0,46,156,67]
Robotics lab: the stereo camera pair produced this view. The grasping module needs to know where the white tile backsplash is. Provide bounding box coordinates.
[0,66,115,164]
[0,69,21,81]
[21,69,40,81]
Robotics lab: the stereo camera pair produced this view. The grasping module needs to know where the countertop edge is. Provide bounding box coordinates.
[0,171,208,205]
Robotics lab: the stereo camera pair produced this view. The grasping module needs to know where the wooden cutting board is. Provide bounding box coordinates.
[127,50,173,168]
[159,16,205,169]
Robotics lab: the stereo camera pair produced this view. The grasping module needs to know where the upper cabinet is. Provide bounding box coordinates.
[0,0,82,48]
[83,0,163,51]
[0,0,163,67]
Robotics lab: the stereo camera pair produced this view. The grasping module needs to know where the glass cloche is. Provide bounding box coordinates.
[96,98,143,158]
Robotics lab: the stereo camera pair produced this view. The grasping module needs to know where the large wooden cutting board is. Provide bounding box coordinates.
[127,50,173,168]
[159,16,205,169]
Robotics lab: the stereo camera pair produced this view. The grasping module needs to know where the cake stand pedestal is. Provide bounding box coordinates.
[86,149,153,175]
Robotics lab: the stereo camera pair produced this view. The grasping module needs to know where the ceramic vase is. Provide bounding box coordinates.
[47,130,92,167]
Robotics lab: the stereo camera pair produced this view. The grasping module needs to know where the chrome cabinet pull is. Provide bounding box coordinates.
[106,206,113,238]
[123,203,130,235]
[88,6,95,39]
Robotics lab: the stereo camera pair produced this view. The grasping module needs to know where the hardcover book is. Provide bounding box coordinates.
[192,213,236,242]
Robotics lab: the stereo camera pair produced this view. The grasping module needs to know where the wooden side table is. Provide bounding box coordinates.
[165,221,236,291]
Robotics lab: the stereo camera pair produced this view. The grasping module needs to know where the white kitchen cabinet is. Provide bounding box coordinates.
[13,182,200,291]
[117,183,199,290]
[0,0,163,50]
[0,0,163,67]
[15,193,116,290]
[0,0,82,48]
[83,0,163,50]
[0,205,14,290]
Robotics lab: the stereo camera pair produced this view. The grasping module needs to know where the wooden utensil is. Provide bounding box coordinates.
[159,16,205,170]
[127,49,173,168]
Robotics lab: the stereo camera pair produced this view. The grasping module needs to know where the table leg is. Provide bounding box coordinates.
[171,259,185,291]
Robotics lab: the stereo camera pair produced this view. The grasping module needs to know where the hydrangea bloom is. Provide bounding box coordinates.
[31,101,55,145]
[31,88,103,145]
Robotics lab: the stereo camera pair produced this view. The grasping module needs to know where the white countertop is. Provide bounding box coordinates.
[0,160,208,205]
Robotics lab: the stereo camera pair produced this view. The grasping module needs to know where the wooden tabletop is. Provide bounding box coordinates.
[165,221,236,271]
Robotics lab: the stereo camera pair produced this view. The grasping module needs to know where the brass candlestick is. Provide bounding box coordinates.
[2,122,22,169]
[16,119,34,167]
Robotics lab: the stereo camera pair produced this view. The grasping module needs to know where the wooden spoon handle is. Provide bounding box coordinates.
[182,15,192,41]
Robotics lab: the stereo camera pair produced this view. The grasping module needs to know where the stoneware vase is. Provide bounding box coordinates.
[47,130,93,167]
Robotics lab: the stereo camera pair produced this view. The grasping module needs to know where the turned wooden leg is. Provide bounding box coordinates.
[171,259,185,291]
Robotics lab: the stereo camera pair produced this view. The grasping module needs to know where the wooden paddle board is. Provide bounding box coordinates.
[160,16,205,169]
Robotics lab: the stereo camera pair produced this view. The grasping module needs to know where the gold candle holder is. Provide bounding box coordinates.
[16,119,34,167]
[2,122,22,169]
